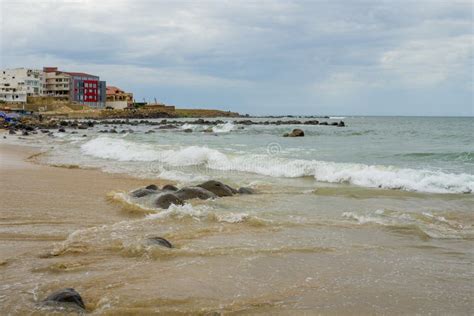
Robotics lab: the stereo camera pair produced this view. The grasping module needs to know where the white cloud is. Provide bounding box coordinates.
[379,35,473,86]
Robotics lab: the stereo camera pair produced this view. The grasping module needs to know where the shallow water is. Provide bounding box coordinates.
[1,116,473,314]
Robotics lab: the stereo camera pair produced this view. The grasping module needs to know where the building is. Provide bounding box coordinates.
[106,86,133,109]
[43,67,71,101]
[43,67,106,108]
[0,68,44,103]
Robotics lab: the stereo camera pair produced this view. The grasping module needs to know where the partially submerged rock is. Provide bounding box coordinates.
[238,187,255,194]
[197,180,236,197]
[147,236,173,248]
[288,128,304,137]
[43,288,85,310]
[130,188,159,198]
[174,186,217,200]
[145,184,159,190]
[162,184,179,191]
[154,193,184,209]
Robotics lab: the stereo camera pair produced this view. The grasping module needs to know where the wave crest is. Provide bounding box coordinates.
[81,137,474,194]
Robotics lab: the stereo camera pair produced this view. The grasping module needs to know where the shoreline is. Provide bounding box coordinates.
[0,143,167,257]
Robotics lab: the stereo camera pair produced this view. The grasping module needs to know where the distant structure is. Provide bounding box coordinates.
[43,67,106,108]
[106,86,133,109]
[0,68,44,103]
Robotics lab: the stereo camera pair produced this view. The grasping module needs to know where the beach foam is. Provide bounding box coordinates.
[81,137,474,194]
[342,209,471,239]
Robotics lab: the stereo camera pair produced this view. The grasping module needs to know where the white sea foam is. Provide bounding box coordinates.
[81,137,474,194]
[212,121,235,133]
[342,210,470,239]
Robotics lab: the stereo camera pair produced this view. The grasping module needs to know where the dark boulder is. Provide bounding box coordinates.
[145,184,159,190]
[22,131,29,136]
[154,193,184,209]
[197,180,235,197]
[162,184,179,191]
[338,121,345,127]
[174,186,217,200]
[238,187,255,194]
[319,122,328,125]
[183,128,193,133]
[8,129,16,135]
[43,288,85,310]
[288,129,304,137]
[58,128,66,133]
[147,236,173,248]
[283,133,289,137]
[130,188,159,198]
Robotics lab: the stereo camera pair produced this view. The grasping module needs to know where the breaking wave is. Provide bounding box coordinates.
[81,137,474,194]
[212,121,235,133]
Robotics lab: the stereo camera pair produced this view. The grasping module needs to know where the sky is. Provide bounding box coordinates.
[0,0,472,116]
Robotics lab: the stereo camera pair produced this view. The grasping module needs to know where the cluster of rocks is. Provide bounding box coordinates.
[2,115,346,138]
[130,180,254,209]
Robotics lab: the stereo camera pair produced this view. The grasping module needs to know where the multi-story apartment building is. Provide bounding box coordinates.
[0,68,44,103]
[43,67,71,100]
[43,67,106,108]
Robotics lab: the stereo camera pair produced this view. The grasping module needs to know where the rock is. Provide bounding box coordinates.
[183,128,193,133]
[158,124,177,129]
[77,124,87,130]
[162,184,179,191]
[319,122,328,125]
[154,193,184,209]
[197,180,235,197]
[238,187,255,194]
[58,128,66,132]
[288,129,304,137]
[145,184,159,190]
[330,122,338,126]
[202,128,213,133]
[8,129,16,135]
[43,288,85,310]
[109,129,118,133]
[82,134,87,137]
[304,120,319,125]
[59,121,69,127]
[174,186,217,200]
[338,121,345,127]
[41,129,49,133]
[22,131,29,136]
[130,188,159,198]
[147,236,173,248]
[283,133,289,137]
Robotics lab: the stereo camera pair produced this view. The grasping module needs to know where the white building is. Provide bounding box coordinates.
[0,68,44,103]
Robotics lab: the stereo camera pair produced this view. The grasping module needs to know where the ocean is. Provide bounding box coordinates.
[2,116,473,314]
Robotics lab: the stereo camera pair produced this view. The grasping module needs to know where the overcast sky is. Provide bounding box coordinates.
[0,0,472,116]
